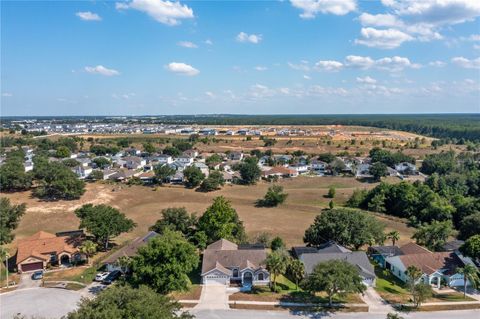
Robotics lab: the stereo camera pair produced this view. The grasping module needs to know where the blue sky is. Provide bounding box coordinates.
[1,0,480,116]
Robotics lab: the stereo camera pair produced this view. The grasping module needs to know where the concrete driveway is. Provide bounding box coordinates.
[0,288,82,319]
[194,284,229,310]
[17,273,42,289]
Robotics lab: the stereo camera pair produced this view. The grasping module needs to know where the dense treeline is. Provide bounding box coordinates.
[347,151,480,242]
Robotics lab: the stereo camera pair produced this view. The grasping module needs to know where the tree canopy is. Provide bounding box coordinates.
[304,208,385,250]
[183,166,205,188]
[256,185,288,207]
[150,207,197,238]
[0,198,26,244]
[199,170,225,192]
[412,220,455,251]
[239,158,261,185]
[33,161,85,200]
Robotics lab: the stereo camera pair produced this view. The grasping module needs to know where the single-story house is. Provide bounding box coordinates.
[261,166,298,178]
[176,156,194,165]
[102,231,158,272]
[296,242,376,287]
[124,156,147,170]
[368,245,404,268]
[183,149,199,158]
[201,239,270,288]
[289,164,309,174]
[15,231,83,273]
[229,152,244,161]
[193,162,210,177]
[395,162,417,175]
[310,159,328,171]
[73,165,93,179]
[383,242,475,288]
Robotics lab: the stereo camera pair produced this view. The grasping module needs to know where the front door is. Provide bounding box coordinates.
[243,272,253,286]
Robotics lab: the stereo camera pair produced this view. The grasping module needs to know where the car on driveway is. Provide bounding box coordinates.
[102,270,122,285]
[31,270,43,280]
[95,272,110,282]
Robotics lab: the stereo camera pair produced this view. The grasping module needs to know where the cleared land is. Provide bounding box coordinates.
[3,176,413,251]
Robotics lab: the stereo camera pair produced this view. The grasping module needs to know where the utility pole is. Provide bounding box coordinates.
[4,252,9,289]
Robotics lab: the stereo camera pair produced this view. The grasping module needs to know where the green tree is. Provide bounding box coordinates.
[206,154,223,167]
[92,157,110,169]
[0,157,32,191]
[458,212,480,240]
[88,170,104,180]
[412,220,455,251]
[327,186,336,198]
[163,146,180,157]
[369,162,388,181]
[67,285,192,319]
[301,259,366,306]
[405,265,423,295]
[197,196,246,244]
[256,185,288,207]
[270,236,285,251]
[387,231,400,246]
[129,230,199,294]
[346,189,368,208]
[183,166,205,188]
[154,164,175,184]
[75,204,136,250]
[420,151,456,175]
[63,158,81,167]
[412,283,432,308]
[460,235,480,261]
[265,249,289,291]
[239,158,261,185]
[143,142,156,154]
[0,198,26,244]
[304,208,385,250]
[330,159,346,175]
[55,146,71,158]
[317,153,336,163]
[287,259,305,290]
[199,170,225,192]
[149,207,197,238]
[33,162,86,200]
[78,240,97,265]
[456,264,479,298]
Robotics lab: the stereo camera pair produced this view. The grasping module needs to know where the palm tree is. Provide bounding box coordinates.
[457,264,479,298]
[116,256,131,274]
[387,231,400,246]
[288,259,305,290]
[265,250,289,291]
[79,240,97,265]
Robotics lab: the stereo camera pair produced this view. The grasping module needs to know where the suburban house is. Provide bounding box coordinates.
[24,161,34,172]
[288,163,309,174]
[379,243,475,288]
[176,155,194,165]
[229,151,244,161]
[310,159,328,171]
[261,166,298,179]
[193,162,210,177]
[155,154,173,165]
[183,149,199,158]
[124,156,147,170]
[201,239,270,288]
[15,231,83,273]
[73,165,93,179]
[295,242,376,287]
[102,231,158,272]
[395,162,417,175]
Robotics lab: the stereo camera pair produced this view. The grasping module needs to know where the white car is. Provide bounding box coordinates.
[95,272,110,282]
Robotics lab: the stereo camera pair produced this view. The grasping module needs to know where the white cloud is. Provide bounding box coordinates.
[204,39,213,45]
[76,11,102,21]
[383,0,480,26]
[356,76,377,84]
[375,56,420,71]
[290,0,357,18]
[429,60,446,67]
[84,65,120,76]
[303,75,311,80]
[116,0,194,26]
[355,27,413,49]
[236,32,262,44]
[166,62,200,76]
[2,92,13,97]
[205,91,215,99]
[254,66,268,71]
[177,41,198,48]
[112,93,136,99]
[288,61,310,71]
[345,55,374,69]
[359,13,400,27]
[314,60,343,71]
[451,57,480,69]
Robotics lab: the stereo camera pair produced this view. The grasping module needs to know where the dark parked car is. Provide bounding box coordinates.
[32,270,44,280]
[102,270,122,285]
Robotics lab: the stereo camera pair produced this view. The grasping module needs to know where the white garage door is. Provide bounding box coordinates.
[204,275,228,285]
[449,279,465,287]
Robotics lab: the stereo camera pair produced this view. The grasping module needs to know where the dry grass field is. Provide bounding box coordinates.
[2,176,414,252]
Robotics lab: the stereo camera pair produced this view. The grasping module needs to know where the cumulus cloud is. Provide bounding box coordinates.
[355,27,413,49]
[356,76,377,84]
[429,60,446,67]
[166,62,200,76]
[314,60,344,71]
[177,41,198,48]
[451,57,480,69]
[236,32,262,44]
[84,65,120,76]
[116,0,194,26]
[76,11,102,21]
[359,13,400,27]
[290,0,356,18]
[254,66,268,71]
[375,56,420,71]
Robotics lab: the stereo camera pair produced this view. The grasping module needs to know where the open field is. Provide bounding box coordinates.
[3,176,413,252]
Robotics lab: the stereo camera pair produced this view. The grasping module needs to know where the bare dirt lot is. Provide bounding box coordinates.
[3,176,414,250]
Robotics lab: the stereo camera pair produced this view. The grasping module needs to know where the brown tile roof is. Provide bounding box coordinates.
[16,231,80,265]
[201,239,267,275]
[399,252,464,275]
[400,243,431,255]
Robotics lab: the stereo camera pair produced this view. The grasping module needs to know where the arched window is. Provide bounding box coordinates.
[257,273,264,281]
[233,268,239,277]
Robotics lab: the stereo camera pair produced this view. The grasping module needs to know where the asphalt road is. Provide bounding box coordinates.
[190,309,480,319]
[0,287,82,319]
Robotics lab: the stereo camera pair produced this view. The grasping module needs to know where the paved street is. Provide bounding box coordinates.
[0,288,82,319]
[190,309,480,319]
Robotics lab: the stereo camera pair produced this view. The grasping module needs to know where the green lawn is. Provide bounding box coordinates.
[374,265,410,304]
